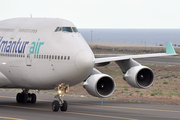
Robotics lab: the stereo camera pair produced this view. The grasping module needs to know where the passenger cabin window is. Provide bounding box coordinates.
[72,27,78,32]
[62,27,72,32]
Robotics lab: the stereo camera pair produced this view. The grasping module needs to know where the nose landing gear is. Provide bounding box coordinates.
[52,84,69,112]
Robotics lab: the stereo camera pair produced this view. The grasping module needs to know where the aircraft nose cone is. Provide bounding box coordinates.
[75,50,94,72]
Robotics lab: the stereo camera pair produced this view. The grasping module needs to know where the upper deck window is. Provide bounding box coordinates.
[72,27,78,32]
[62,27,72,32]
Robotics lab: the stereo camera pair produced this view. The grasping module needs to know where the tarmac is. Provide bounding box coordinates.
[0,90,180,120]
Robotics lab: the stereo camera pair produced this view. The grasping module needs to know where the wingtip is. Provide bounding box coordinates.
[166,42,176,54]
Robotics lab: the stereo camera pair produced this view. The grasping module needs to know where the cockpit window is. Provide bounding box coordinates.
[54,27,78,33]
[62,27,73,32]
[72,27,78,32]
[55,27,61,32]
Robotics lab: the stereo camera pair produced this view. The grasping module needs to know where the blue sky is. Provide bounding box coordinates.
[0,0,180,28]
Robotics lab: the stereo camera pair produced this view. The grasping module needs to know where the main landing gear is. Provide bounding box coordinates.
[52,84,69,112]
[16,89,36,104]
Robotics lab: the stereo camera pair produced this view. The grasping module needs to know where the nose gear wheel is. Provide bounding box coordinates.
[52,84,69,112]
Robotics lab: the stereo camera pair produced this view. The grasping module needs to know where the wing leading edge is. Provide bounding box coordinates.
[95,42,177,64]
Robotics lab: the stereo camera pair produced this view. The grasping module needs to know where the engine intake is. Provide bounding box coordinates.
[83,74,115,98]
[124,66,154,88]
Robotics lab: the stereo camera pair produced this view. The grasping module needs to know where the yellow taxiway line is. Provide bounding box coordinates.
[69,102,180,113]
[1,95,180,113]
[0,116,26,120]
[0,104,136,120]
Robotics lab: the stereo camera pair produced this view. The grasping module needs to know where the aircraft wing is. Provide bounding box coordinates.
[95,42,177,64]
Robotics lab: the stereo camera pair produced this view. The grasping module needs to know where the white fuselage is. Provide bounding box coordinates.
[0,18,94,89]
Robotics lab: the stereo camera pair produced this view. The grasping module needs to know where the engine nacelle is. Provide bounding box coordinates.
[83,74,115,98]
[124,66,154,89]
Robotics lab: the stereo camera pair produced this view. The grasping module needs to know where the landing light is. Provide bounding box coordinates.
[2,62,6,65]
[58,90,62,94]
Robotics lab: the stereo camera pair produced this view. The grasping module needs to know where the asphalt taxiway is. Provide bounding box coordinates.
[135,56,180,65]
[0,91,180,120]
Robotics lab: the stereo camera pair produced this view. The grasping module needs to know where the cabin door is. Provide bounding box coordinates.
[26,46,32,66]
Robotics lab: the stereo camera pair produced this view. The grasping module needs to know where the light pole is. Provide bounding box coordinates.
[91,30,92,42]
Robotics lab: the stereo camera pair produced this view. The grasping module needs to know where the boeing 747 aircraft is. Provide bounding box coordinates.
[0,18,176,112]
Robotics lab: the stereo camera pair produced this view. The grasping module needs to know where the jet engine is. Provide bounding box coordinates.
[83,74,115,98]
[124,66,154,89]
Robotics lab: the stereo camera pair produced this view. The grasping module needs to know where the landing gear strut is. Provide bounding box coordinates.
[16,89,36,104]
[52,84,69,112]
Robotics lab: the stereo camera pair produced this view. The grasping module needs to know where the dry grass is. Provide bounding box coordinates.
[89,42,180,54]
